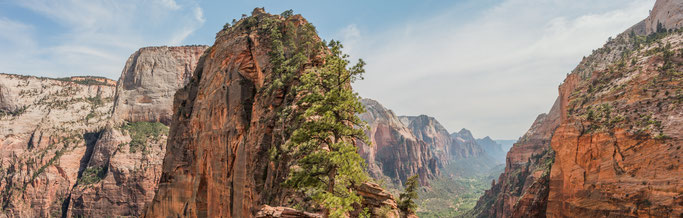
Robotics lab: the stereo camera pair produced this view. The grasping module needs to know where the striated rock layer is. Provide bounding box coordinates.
[66,46,207,217]
[358,99,440,185]
[469,1,683,217]
[112,46,208,125]
[0,74,116,217]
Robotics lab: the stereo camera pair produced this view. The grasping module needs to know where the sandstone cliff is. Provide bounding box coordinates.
[66,45,207,217]
[145,9,404,217]
[469,0,683,216]
[0,74,115,217]
[0,46,207,217]
[358,99,439,185]
[112,46,208,125]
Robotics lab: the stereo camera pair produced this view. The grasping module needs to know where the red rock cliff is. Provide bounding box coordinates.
[469,1,683,217]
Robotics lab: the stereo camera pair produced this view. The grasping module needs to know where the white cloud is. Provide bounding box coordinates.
[342,0,654,139]
[0,0,205,79]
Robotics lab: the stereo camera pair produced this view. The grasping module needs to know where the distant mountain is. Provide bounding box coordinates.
[476,136,506,164]
[494,139,516,152]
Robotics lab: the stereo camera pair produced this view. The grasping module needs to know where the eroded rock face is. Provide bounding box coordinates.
[470,1,683,216]
[112,46,208,125]
[547,31,683,217]
[0,74,115,217]
[399,115,452,165]
[450,128,485,159]
[359,99,439,185]
[145,10,312,217]
[66,46,207,218]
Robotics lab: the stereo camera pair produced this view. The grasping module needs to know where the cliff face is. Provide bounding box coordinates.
[450,128,485,159]
[470,1,683,217]
[0,46,208,217]
[66,46,207,217]
[467,98,560,218]
[112,46,208,125]
[548,31,683,217]
[0,74,115,217]
[358,99,439,185]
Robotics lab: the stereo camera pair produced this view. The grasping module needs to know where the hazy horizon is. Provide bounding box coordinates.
[0,0,655,139]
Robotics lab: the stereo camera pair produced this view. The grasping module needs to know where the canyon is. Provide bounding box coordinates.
[1,0,681,217]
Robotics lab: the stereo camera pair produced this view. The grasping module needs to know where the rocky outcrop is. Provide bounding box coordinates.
[469,1,683,216]
[112,46,208,125]
[466,99,560,218]
[359,99,439,185]
[145,9,321,217]
[547,30,683,217]
[0,74,115,217]
[65,46,207,217]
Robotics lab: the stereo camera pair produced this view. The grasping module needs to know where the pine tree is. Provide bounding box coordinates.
[286,40,369,218]
[398,175,419,214]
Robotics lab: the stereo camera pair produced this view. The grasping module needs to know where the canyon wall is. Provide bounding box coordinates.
[67,45,207,217]
[358,99,440,185]
[0,74,116,217]
[0,45,207,217]
[469,0,683,216]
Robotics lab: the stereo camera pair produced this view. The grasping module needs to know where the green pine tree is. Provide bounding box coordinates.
[286,40,369,218]
[398,175,420,214]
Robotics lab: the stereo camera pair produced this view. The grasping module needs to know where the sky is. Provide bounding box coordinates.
[0,0,655,139]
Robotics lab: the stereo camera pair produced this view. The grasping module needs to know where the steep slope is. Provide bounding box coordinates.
[112,46,208,125]
[450,128,485,159]
[398,115,452,165]
[469,0,683,217]
[548,30,682,218]
[66,45,207,217]
[145,9,403,217]
[0,74,115,217]
[358,99,439,185]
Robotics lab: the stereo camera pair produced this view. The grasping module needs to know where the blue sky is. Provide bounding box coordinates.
[0,0,655,139]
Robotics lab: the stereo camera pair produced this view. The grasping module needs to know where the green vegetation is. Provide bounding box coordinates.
[398,175,419,214]
[417,157,504,217]
[78,166,106,185]
[55,76,112,86]
[285,40,370,217]
[120,122,169,154]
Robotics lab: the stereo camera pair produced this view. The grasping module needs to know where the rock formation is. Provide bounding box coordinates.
[469,0,683,216]
[66,45,207,217]
[358,99,439,185]
[450,128,485,159]
[145,9,405,217]
[0,45,207,217]
[112,46,208,125]
[0,74,116,217]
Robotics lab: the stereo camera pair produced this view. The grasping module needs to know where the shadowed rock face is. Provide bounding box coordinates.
[112,46,209,125]
[65,46,207,217]
[358,99,440,185]
[469,1,683,217]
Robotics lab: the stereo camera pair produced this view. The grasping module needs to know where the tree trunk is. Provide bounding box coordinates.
[323,167,337,218]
